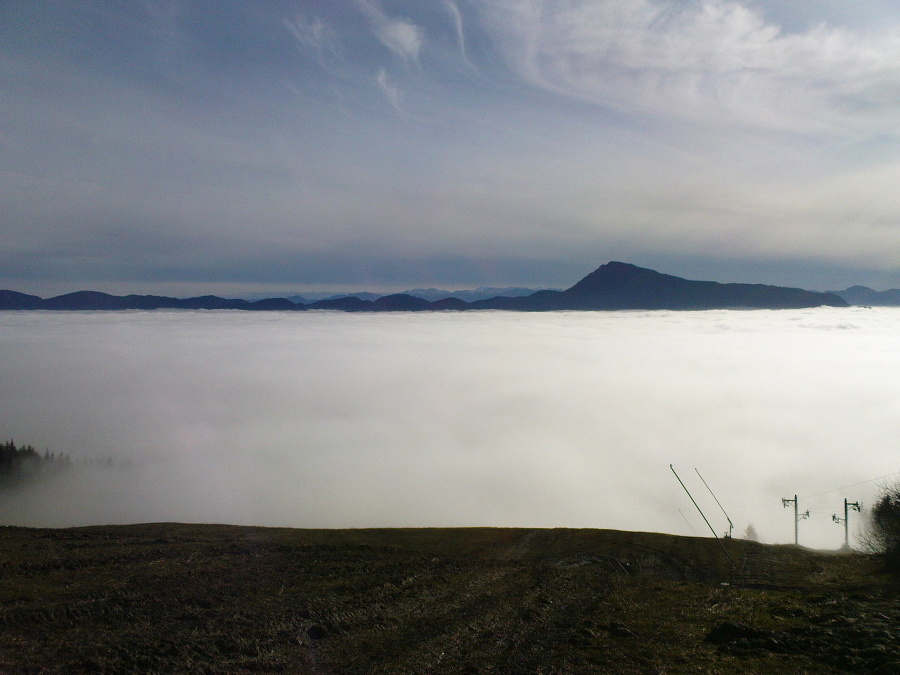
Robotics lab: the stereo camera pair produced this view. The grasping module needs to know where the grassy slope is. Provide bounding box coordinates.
[0,524,897,674]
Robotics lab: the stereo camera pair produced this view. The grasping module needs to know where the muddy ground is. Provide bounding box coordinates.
[0,524,897,674]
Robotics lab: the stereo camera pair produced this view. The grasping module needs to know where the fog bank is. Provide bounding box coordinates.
[2,308,899,549]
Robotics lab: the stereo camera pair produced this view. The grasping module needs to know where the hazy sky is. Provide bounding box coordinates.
[3,309,898,549]
[4,0,900,297]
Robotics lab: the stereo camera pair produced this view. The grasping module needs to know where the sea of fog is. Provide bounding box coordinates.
[2,307,899,550]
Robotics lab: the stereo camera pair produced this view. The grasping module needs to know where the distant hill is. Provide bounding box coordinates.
[0,291,318,311]
[470,261,846,310]
[3,291,282,311]
[0,262,848,312]
[401,286,551,302]
[287,292,383,304]
[0,290,43,309]
[278,288,548,304]
[831,285,900,306]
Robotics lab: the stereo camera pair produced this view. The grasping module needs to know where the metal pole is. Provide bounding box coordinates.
[844,498,849,548]
[695,468,733,538]
[671,465,734,582]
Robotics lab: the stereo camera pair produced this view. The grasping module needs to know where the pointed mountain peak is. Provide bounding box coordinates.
[565,261,670,295]
[558,261,846,309]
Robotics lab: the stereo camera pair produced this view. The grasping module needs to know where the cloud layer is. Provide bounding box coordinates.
[484,0,900,132]
[2,1,900,296]
[2,309,898,550]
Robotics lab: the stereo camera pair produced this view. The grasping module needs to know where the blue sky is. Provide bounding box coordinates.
[4,0,900,296]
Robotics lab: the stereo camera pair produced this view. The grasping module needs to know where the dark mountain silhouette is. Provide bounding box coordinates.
[297,292,383,304]
[401,286,550,302]
[556,261,846,309]
[248,297,299,311]
[429,297,471,311]
[371,294,433,311]
[471,262,846,310]
[307,296,371,311]
[832,285,900,306]
[0,262,848,312]
[41,291,131,310]
[283,287,548,304]
[469,289,564,310]
[0,290,44,309]
[0,291,303,311]
[118,294,186,310]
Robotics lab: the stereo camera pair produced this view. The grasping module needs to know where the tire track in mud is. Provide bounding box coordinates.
[303,559,614,674]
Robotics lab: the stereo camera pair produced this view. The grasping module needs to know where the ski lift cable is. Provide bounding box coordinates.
[800,470,900,500]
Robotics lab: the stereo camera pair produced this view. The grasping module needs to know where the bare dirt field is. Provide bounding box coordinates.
[1,524,897,674]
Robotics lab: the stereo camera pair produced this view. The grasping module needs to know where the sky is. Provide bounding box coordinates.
[3,0,900,297]
[2,308,899,550]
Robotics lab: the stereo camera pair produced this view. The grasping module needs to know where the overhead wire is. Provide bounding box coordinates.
[800,470,900,500]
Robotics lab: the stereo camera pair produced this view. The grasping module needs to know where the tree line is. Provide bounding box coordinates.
[0,440,74,482]
[1,440,129,489]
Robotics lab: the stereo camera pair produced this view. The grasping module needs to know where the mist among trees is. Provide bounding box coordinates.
[0,440,73,485]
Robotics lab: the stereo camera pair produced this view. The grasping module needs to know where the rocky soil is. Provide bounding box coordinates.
[0,524,897,674]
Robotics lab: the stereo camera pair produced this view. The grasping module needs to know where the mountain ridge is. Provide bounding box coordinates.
[0,261,850,311]
[827,285,900,306]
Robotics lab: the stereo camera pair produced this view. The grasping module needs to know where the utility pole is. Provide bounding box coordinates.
[832,498,860,550]
[782,495,809,545]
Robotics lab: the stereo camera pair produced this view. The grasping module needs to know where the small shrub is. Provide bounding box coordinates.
[743,524,759,542]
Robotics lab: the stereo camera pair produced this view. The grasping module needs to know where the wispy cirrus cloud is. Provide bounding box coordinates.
[443,0,472,68]
[357,0,425,66]
[376,67,403,112]
[284,14,342,66]
[480,0,900,134]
